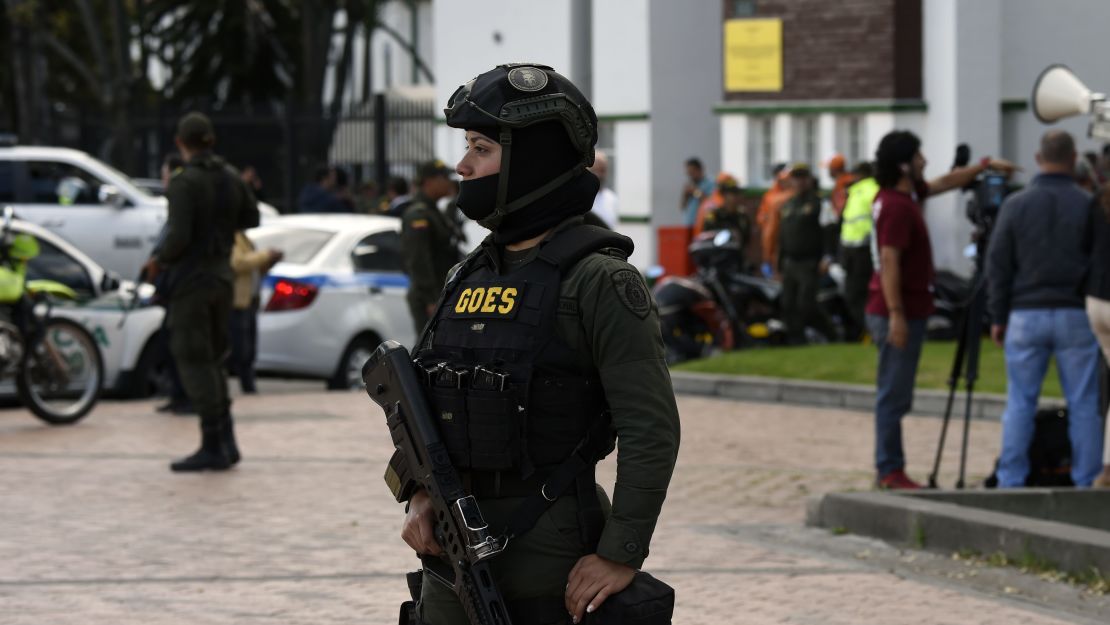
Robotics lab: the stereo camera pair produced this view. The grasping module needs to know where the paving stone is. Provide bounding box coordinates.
[0,389,1103,623]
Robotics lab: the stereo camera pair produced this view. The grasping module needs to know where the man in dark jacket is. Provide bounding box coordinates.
[987,130,1102,487]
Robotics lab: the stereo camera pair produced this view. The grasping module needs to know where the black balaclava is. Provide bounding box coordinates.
[456,121,599,244]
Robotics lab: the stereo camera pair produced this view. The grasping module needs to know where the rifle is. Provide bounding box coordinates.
[363,340,514,625]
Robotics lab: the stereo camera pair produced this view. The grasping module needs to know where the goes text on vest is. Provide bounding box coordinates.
[451,285,522,317]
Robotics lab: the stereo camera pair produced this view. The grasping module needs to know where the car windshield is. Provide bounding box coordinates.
[84,157,156,200]
[250,228,334,265]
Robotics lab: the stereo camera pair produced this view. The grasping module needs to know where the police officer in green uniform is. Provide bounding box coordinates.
[778,165,836,344]
[392,64,681,625]
[701,179,752,248]
[401,160,462,334]
[156,112,259,472]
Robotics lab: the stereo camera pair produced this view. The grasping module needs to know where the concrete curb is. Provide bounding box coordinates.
[806,490,1110,576]
[670,371,1011,421]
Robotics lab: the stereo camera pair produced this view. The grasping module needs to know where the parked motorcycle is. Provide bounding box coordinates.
[0,206,103,424]
[654,229,785,364]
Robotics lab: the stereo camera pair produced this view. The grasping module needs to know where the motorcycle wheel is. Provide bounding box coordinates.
[17,318,103,425]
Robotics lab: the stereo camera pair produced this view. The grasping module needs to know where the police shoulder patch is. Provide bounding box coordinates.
[610,268,651,319]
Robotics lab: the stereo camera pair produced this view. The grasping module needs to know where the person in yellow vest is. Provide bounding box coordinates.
[839,162,879,341]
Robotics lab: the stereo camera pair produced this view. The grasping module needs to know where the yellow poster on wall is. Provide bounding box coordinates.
[724,18,783,92]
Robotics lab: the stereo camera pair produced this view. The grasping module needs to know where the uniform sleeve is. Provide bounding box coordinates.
[575,255,681,569]
[400,205,442,306]
[157,175,194,265]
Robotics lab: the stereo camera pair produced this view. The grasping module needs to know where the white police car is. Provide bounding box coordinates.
[0,218,167,397]
[0,141,277,280]
[250,214,417,389]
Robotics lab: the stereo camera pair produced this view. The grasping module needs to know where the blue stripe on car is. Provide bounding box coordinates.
[263,273,410,289]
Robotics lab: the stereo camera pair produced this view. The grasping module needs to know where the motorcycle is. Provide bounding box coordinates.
[0,206,104,424]
[653,229,786,364]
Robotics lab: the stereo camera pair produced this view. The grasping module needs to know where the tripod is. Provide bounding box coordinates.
[927,246,989,490]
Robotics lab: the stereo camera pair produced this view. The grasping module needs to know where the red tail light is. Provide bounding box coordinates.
[265,279,319,312]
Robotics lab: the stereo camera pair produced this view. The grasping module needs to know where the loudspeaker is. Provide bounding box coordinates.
[1032,64,1104,123]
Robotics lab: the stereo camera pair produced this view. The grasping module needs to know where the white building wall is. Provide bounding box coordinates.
[432,1,578,254]
[592,0,651,117]
[613,120,653,269]
[918,0,1003,277]
[1001,0,1110,174]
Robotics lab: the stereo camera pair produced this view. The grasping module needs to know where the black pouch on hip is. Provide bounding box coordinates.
[587,572,674,625]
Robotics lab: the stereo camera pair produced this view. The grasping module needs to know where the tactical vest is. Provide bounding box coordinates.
[840,177,879,247]
[414,225,633,480]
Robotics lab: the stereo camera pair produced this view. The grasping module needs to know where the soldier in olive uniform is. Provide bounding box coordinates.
[701,180,752,248]
[389,65,681,625]
[156,112,259,472]
[778,166,836,344]
[401,160,462,334]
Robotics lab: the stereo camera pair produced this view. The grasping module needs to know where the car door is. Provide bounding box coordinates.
[350,229,415,345]
[19,160,150,278]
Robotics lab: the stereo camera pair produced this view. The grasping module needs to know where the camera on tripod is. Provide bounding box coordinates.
[965,168,1011,232]
[952,144,1014,234]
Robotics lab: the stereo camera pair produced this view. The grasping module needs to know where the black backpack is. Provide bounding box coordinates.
[984,407,1073,487]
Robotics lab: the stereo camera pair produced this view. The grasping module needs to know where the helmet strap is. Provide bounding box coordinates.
[495,128,513,215]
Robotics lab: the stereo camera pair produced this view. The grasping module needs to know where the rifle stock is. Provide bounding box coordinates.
[363,340,514,625]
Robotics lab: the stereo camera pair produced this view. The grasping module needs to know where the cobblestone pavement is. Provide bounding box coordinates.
[0,387,1107,624]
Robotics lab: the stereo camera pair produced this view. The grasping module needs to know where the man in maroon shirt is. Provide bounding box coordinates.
[867,130,1015,489]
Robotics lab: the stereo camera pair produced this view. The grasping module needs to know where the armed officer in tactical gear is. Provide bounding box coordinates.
[157,112,259,472]
[389,64,681,624]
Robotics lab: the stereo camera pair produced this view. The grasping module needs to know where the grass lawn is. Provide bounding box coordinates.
[673,339,1064,398]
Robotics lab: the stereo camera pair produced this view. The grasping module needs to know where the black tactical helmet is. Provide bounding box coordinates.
[445,64,598,221]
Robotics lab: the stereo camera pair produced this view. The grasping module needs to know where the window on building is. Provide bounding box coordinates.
[748,116,774,188]
[848,117,864,166]
[793,116,817,172]
[730,1,757,17]
[596,121,616,190]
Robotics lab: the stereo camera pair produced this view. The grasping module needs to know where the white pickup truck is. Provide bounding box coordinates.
[0,142,277,279]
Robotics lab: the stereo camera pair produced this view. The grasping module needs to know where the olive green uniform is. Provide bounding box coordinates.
[401,194,461,334]
[702,206,752,247]
[416,220,681,624]
[158,153,256,433]
[778,190,835,343]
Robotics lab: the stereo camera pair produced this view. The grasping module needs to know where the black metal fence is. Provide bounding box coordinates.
[57,94,436,213]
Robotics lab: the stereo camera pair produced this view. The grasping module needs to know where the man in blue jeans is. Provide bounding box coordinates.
[987,130,1103,487]
[866,130,1015,489]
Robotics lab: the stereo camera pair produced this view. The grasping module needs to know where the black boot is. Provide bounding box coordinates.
[223,415,241,466]
[170,432,230,472]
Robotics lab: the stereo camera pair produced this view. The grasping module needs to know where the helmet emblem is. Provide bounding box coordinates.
[508,66,549,92]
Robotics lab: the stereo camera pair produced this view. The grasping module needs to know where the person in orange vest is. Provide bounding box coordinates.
[756,164,795,278]
[827,154,855,216]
